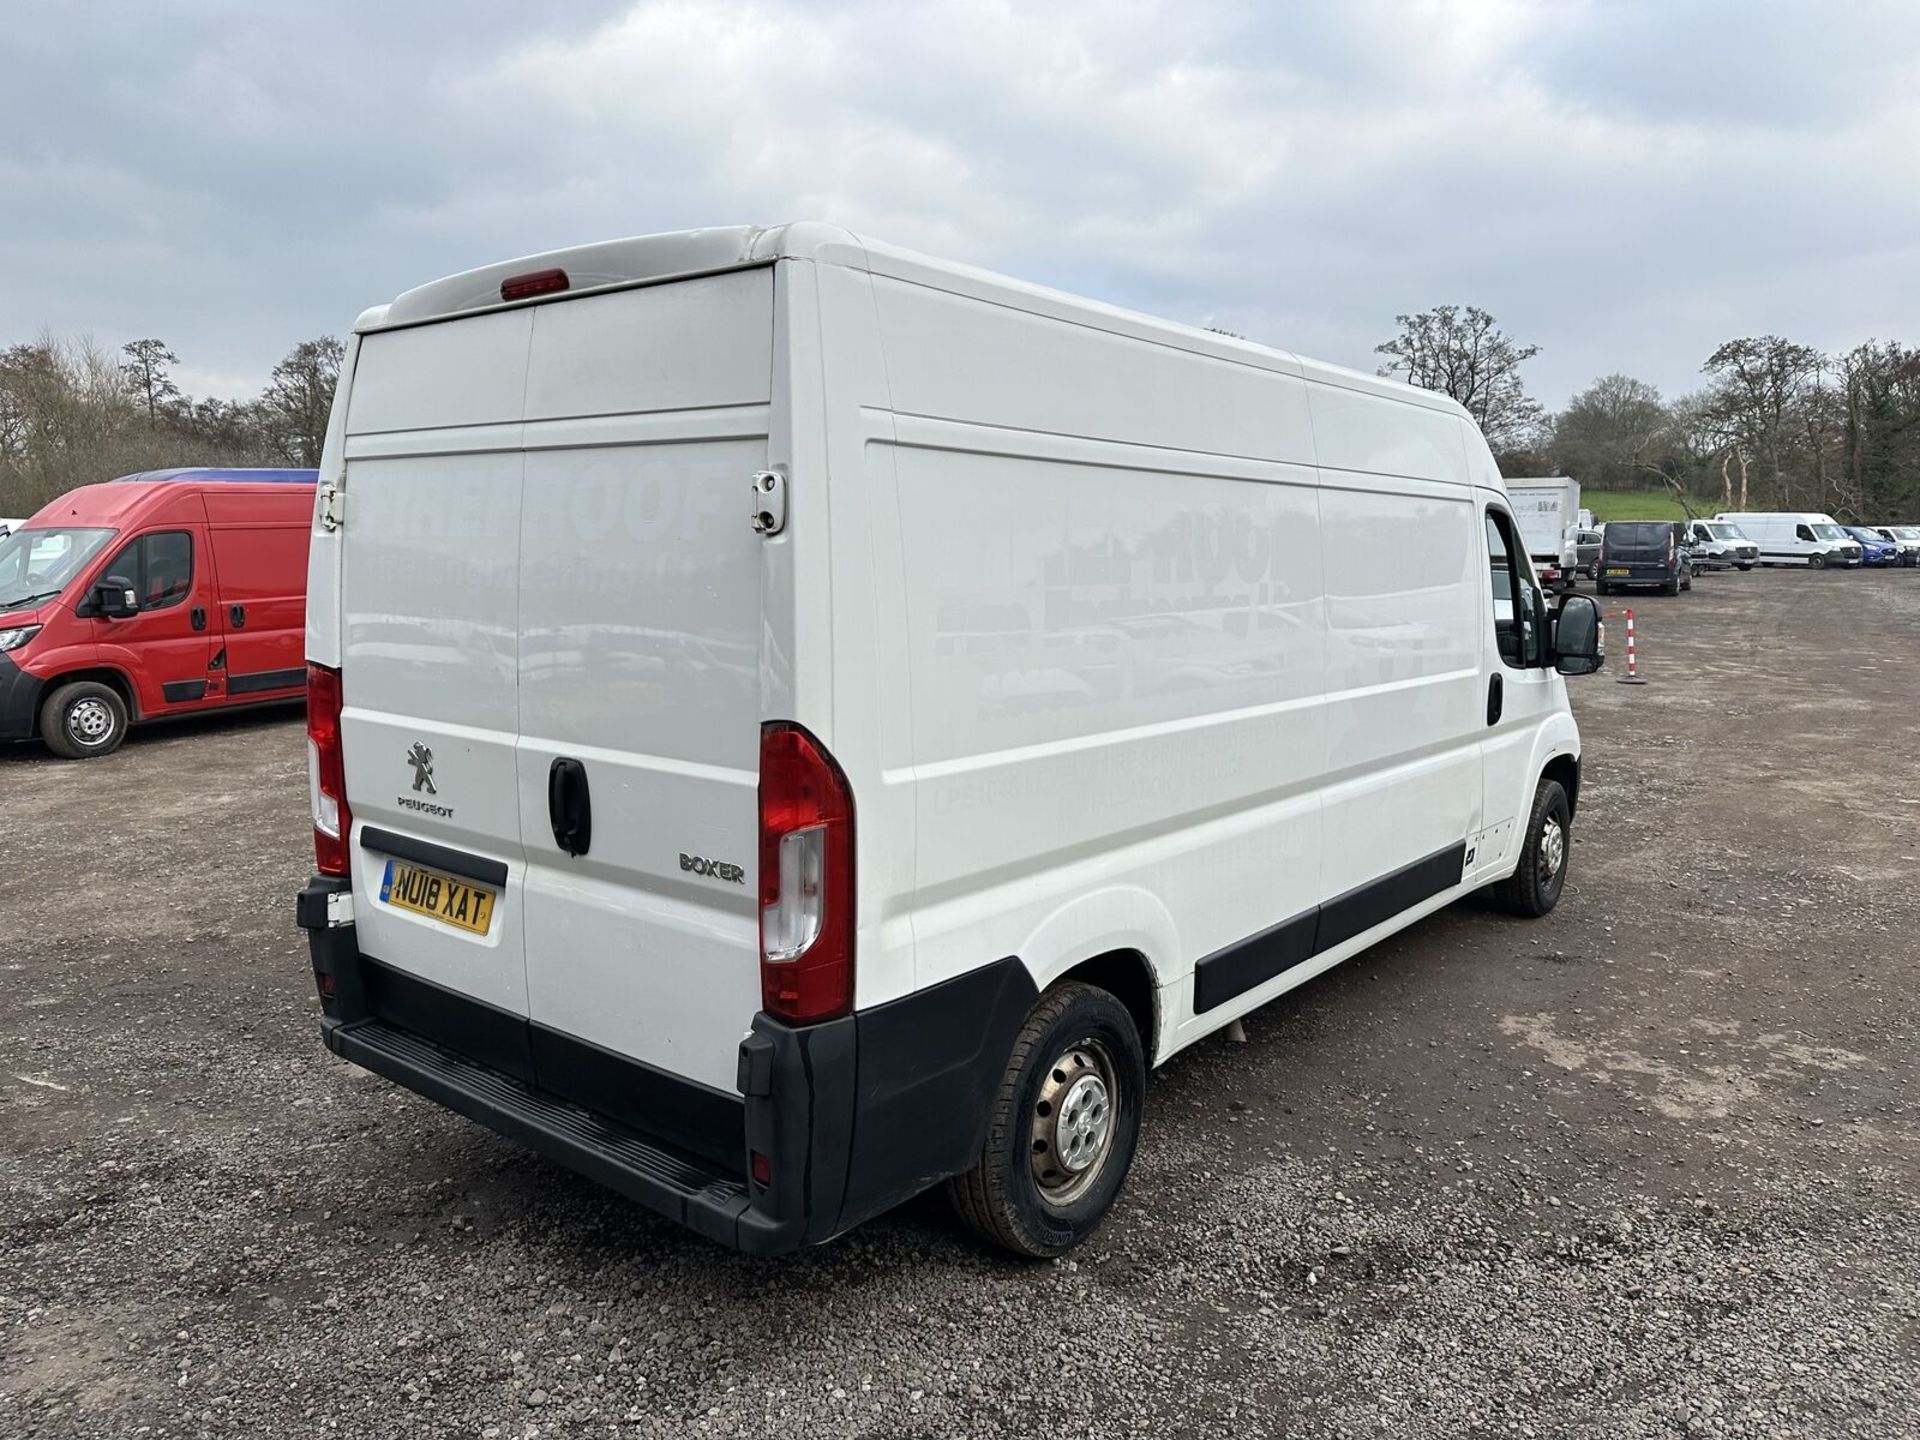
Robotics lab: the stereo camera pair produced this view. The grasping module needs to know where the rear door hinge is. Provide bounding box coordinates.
[318,479,345,531]
[750,470,786,536]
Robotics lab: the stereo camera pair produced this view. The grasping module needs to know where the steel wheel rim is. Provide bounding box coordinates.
[1538,815,1565,886]
[67,697,115,746]
[1030,1038,1117,1206]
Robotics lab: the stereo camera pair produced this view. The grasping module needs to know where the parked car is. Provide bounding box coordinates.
[1574,528,1602,578]
[1714,512,1862,568]
[1842,525,1901,567]
[1859,524,1920,565]
[1685,520,1760,571]
[0,468,316,757]
[296,222,1604,1260]
[1597,520,1692,594]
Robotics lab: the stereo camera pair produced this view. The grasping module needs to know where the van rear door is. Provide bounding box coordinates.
[338,309,535,1019]
[514,269,773,1096]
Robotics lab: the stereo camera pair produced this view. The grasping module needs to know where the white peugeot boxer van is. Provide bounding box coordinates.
[298,224,1605,1257]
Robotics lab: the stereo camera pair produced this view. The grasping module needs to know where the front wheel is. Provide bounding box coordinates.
[947,981,1146,1258]
[1737,563,1754,571]
[40,680,130,759]
[1492,778,1571,918]
[1808,553,1827,570]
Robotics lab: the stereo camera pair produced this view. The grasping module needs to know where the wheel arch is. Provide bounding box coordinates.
[1541,750,1580,818]
[38,666,142,728]
[1017,887,1178,1064]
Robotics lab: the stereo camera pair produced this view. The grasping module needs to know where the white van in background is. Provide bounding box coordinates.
[297,224,1605,1257]
[1715,511,1863,568]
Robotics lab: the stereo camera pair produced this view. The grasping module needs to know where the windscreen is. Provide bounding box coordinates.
[1604,522,1672,557]
[1813,523,1848,540]
[0,526,114,609]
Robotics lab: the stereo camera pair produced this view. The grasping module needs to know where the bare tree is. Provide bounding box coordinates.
[119,338,182,425]
[1703,336,1818,507]
[1550,374,1670,490]
[1376,304,1546,455]
[255,335,345,467]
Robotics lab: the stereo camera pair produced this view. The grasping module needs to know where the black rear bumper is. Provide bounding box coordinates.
[298,875,1034,1255]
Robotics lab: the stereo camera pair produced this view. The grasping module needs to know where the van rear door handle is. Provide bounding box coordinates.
[1486,672,1504,727]
[548,757,592,857]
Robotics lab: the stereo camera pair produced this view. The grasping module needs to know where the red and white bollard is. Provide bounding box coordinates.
[1616,606,1647,685]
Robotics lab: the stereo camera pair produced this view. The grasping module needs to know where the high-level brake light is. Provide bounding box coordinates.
[500,268,570,302]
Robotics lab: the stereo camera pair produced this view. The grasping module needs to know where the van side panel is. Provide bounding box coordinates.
[1314,466,1483,906]
[869,274,1327,1046]
[202,489,313,695]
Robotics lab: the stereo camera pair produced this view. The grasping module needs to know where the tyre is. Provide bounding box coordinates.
[1808,553,1827,570]
[947,981,1146,1258]
[1596,581,1612,597]
[1737,563,1754,571]
[39,680,130,759]
[1492,778,1571,918]
[1681,568,1692,592]
[1663,574,1681,596]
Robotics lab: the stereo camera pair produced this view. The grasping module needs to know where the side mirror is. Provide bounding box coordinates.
[1552,594,1604,676]
[91,577,139,619]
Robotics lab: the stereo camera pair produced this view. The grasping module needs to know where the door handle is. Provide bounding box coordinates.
[1486,672,1504,727]
[190,606,207,632]
[548,757,592,857]
[229,604,246,628]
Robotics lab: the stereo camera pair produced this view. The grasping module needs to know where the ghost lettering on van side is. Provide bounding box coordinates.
[680,853,746,884]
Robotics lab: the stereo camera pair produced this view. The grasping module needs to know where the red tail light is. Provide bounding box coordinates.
[758,723,854,1023]
[307,663,352,876]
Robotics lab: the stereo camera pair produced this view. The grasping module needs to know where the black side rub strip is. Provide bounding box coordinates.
[1192,840,1468,1014]
[361,825,510,888]
[228,666,307,695]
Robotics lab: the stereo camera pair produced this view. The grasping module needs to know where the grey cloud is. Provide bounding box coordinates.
[2,0,1916,411]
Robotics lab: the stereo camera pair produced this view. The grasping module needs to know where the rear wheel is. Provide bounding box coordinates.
[1492,778,1571,918]
[1663,574,1681,595]
[39,680,130,760]
[947,981,1146,1258]
[1681,567,1693,592]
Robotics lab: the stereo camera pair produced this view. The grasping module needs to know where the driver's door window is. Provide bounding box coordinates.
[100,531,195,612]
[1484,509,1540,668]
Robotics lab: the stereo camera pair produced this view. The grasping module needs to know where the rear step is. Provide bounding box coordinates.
[324,1017,753,1247]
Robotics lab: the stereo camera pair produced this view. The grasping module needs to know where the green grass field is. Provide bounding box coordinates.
[1581,489,1698,522]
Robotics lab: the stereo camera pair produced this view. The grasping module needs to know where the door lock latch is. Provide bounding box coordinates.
[750,470,786,536]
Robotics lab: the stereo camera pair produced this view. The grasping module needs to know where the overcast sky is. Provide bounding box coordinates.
[4,0,1917,410]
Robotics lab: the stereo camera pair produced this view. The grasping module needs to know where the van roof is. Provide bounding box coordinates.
[114,467,318,486]
[360,223,1469,423]
[26,471,318,528]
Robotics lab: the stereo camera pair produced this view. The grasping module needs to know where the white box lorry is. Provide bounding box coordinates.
[297,224,1605,1257]
[1505,478,1582,589]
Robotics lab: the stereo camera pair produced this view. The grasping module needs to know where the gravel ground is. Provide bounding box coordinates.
[2,568,1916,1438]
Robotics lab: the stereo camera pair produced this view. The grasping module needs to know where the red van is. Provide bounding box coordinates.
[0,468,316,758]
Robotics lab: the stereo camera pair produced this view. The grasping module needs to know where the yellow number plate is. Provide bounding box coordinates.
[379,859,496,935]
[1604,567,1630,576]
